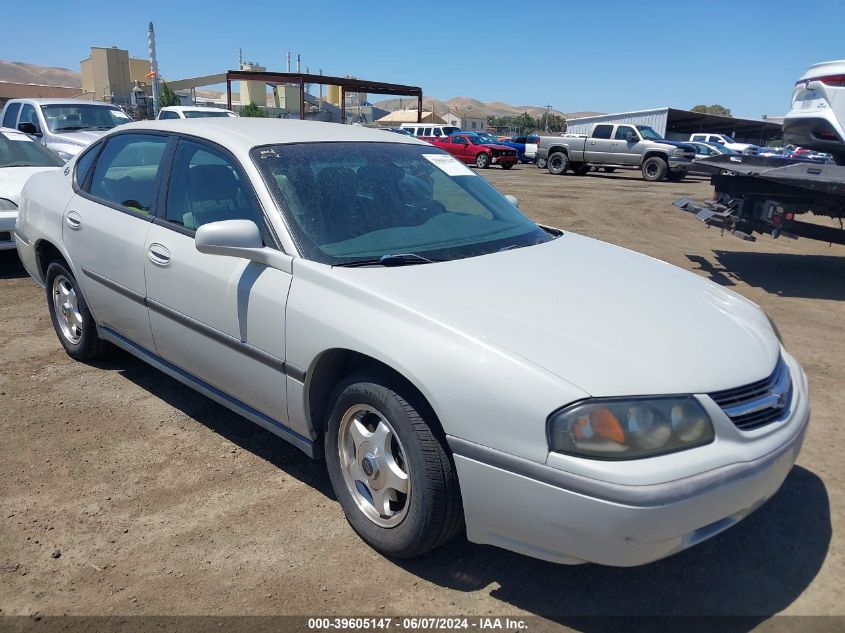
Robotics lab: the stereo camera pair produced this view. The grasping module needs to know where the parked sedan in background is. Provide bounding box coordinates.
[0,127,64,250]
[14,118,808,567]
[0,99,132,161]
[431,132,518,168]
[157,106,238,120]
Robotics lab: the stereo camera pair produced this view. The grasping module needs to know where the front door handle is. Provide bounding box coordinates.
[65,210,81,230]
[148,243,172,266]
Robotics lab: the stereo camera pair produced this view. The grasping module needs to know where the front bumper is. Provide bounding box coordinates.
[449,369,809,566]
[492,155,518,166]
[668,157,693,171]
[0,211,16,251]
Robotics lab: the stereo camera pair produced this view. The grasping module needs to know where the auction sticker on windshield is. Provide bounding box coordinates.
[1,132,33,141]
[423,153,476,177]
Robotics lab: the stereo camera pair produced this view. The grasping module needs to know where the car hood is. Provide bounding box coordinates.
[477,143,516,152]
[0,166,61,204]
[652,139,697,151]
[336,233,779,396]
[49,129,109,147]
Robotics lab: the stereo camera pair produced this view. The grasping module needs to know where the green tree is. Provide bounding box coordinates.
[241,102,267,118]
[158,81,180,108]
[540,112,567,133]
[691,104,732,117]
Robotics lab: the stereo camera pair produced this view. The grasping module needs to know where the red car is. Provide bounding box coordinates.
[430,133,518,169]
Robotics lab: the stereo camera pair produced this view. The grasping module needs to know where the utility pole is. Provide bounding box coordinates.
[147,22,160,118]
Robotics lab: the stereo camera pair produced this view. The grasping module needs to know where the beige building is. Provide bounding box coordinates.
[80,46,151,104]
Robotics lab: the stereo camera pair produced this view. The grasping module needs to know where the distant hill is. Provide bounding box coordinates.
[0,60,81,87]
[373,96,601,120]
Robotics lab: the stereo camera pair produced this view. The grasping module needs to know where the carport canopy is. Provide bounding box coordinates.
[665,108,782,145]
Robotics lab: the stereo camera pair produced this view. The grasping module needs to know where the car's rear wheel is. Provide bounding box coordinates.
[547,152,568,175]
[536,158,547,169]
[475,153,490,169]
[46,261,110,361]
[642,156,668,181]
[603,167,616,173]
[324,374,463,558]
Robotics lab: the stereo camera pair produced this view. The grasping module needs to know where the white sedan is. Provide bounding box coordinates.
[14,118,809,566]
[0,127,64,250]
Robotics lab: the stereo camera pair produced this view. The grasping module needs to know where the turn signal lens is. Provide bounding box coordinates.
[548,397,714,460]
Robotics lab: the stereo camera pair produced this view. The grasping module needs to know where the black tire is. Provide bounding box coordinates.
[832,152,845,167]
[571,163,591,176]
[324,373,463,559]
[666,170,686,182]
[475,153,490,169]
[501,162,513,170]
[547,151,569,175]
[603,167,616,173]
[641,156,669,181]
[45,261,110,361]
[536,157,547,169]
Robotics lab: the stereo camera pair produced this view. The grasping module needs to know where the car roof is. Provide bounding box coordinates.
[109,118,429,151]
[4,98,120,107]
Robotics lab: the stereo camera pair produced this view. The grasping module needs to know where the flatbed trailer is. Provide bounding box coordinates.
[674,154,845,245]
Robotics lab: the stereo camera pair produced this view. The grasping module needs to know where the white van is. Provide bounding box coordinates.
[399,123,461,140]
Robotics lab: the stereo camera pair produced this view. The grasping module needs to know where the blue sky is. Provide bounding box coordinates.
[2,0,843,119]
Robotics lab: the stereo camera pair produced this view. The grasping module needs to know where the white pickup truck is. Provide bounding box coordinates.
[536,123,696,181]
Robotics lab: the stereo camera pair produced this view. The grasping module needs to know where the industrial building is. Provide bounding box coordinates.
[565,107,782,145]
[440,111,487,132]
[78,46,153,116]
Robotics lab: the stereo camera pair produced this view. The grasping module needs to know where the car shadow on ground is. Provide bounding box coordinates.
[395,465,829,625]
[688,251,845,301]
[0,250,27,279]
[89,350,336,501]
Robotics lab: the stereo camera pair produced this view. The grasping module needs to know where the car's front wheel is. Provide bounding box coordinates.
[45,261,110,361]
[501,162,513,170]
[475,153,490,169]
[642,156,668,181]
[324,374,463,558]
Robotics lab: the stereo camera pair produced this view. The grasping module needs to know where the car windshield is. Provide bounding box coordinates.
[636,126,663,140]
[183,110,234,118]
[42,104,131,132]
[472,133,502,144]
[253,142,552,265]
[0,130,65,167]
[719,135,736,143]
[709,144,739,154]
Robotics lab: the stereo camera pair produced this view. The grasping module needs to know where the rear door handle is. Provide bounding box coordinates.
[147,243,172,266]
[65,210,81,230]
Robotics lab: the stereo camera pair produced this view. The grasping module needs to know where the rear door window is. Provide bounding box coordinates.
[591,125,613,139]
[88,134,169,216]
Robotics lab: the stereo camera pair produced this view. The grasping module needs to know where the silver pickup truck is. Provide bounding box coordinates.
[536,123,696,181]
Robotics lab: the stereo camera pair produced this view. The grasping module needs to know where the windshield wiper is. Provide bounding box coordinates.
[336,253,440,267]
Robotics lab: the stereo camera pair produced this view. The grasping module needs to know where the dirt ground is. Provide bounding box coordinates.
[0,165,842,627]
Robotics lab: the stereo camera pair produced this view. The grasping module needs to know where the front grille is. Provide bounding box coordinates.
[709,357,792,431]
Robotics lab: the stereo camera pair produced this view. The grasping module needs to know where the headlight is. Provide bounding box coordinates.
[673,148,687,156]
[548,397,714,460]
[0,198,17,211]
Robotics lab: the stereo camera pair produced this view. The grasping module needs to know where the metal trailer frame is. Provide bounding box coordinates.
[674,154,845,245]
[224,70,423,123]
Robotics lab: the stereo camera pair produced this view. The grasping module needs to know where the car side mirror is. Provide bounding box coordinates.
[18,122,40,135]
[195,219,292,273]
[504,194,519,208]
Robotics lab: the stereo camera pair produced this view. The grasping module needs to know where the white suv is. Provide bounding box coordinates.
[783,59,845,165]
[687,133,759,155]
